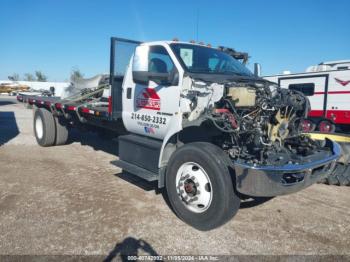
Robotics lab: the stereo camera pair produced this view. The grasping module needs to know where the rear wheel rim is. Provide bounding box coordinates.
[35,116,44,139]
[175,162,213,213]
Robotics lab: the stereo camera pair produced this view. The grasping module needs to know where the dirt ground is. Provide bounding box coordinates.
[0,95,349,257]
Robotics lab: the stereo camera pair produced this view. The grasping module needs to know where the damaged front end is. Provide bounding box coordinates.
[180,76,341,197]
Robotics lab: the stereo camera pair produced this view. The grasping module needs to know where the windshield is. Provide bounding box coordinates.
[170,43,253,76]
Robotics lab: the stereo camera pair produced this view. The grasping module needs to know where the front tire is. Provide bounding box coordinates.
[165,142,240,231]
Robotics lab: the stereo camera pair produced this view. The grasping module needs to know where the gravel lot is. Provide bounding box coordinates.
[0,95,349,258]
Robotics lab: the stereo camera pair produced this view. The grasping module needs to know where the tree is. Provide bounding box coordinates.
[70,68,84,82]
[35,71,47,82]
[24,73,35,81]
[8,73,20,81]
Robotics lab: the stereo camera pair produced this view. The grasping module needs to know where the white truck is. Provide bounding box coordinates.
[20,38,340,230]
[264,60,350,133]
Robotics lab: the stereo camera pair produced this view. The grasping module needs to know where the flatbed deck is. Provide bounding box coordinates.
[18,94,111,119]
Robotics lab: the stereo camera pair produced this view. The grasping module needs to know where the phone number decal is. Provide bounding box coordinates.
[131,113,167,125]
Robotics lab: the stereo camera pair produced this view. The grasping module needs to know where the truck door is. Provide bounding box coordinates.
[122,44,182,140]
[110,38,141,119]
[279,75,329,118]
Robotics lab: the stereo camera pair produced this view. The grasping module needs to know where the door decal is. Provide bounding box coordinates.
[136,88,161,110]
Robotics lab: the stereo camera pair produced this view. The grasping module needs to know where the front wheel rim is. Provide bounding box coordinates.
[175,162,213,213]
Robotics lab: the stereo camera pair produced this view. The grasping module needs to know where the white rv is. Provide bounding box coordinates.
[264,60,350,133]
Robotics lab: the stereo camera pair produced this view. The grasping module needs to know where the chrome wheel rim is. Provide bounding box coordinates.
[175,162,213,213]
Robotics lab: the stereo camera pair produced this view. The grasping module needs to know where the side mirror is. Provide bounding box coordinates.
[254,63,261,77]
[132,45,149,84]
[132,45,176,86]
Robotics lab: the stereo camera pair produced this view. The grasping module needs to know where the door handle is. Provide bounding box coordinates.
[126,88,132,99]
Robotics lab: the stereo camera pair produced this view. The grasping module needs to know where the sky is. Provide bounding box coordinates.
[0,0,349,81]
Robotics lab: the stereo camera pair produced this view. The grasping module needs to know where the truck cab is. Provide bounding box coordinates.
[109,38,341,229]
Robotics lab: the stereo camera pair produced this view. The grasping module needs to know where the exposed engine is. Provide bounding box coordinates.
[207,80,321,165]
[180,77,325,166]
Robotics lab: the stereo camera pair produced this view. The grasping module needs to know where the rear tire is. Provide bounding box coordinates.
[165,142,240,231]
[55,116,69,145]
[34,108,56,147]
